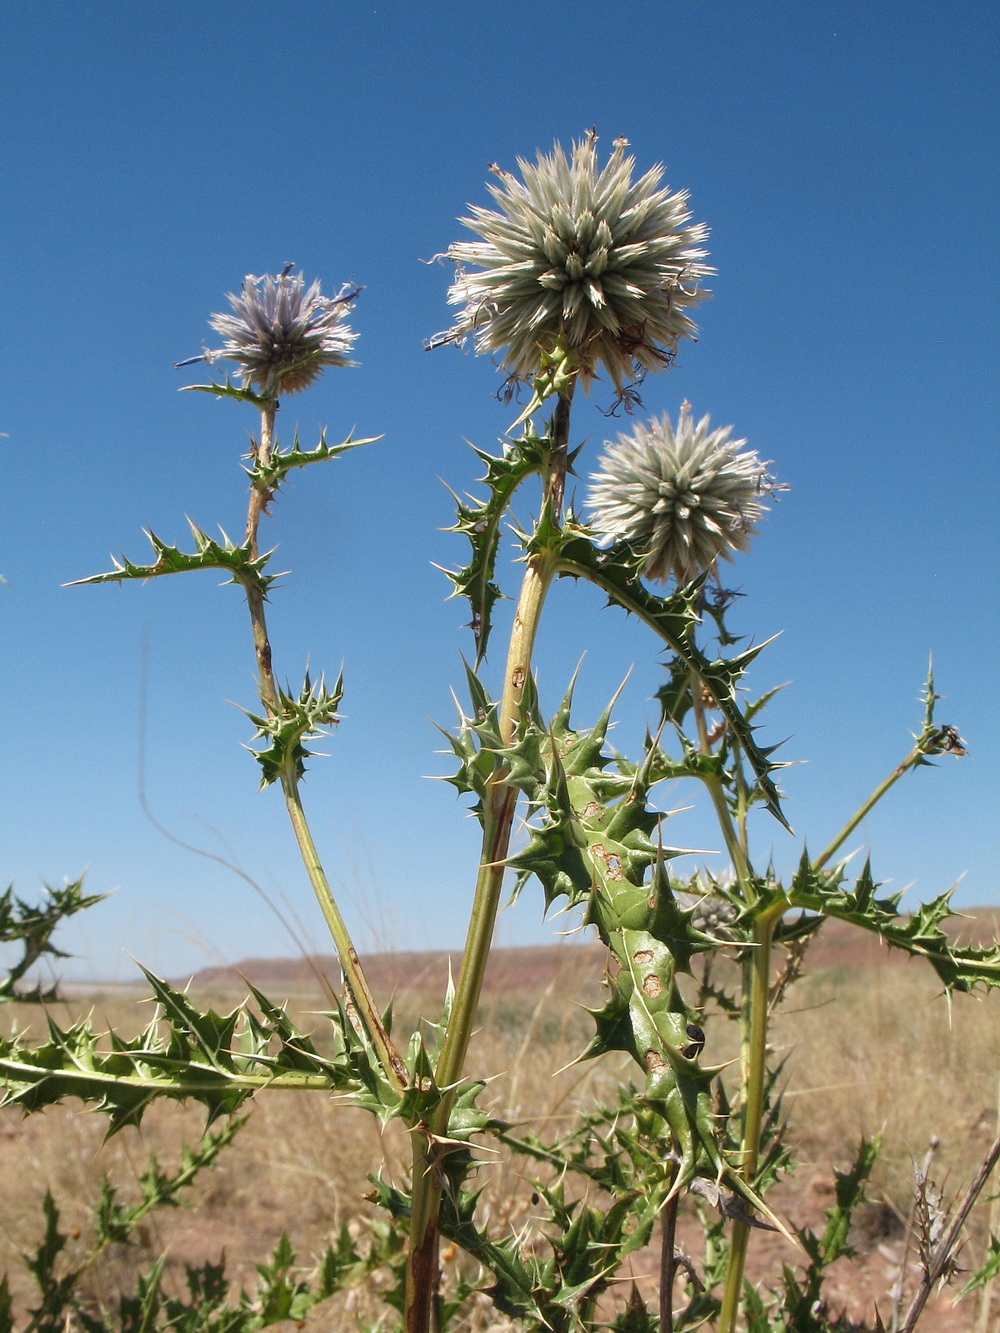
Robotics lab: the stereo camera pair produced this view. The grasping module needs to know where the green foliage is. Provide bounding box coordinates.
[245,427,381,493]
[9,1181,402,1333]
[93,1119,245,1247]
[759,1136,881,1332]
[0,969,389,1132]
[244,669,344,786]
[478,676,766,1213]
[69,522,279,598]
[552,520,789,825]
[22,1192,74,1331]
[1,879,104,1004]
[961,1234,1000,1295]
[436,659,507,820]
[373,1129,666,1333]
[4,1123,245,1333]
[789,858,1000,994]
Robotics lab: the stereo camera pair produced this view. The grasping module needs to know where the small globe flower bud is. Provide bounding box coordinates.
[588,403,777,584]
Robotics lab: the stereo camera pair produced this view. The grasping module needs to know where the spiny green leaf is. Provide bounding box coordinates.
[791,856,1000,993]
[95,1118,247,1248]
[24,1191,67,1292]
[69,521,279,596]
[433,665,503,817]
[439,427,553,664]
[243,668,344,786]
[0,974,375,1131]
[246,427,381,491]
[179,375,272,407]
[961,1234,1000,1295]
[818,1133,880,1264]
[1,878,104,1004]
[554,520,788,827]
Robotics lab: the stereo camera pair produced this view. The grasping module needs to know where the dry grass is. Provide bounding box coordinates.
[2,924,1000,1330]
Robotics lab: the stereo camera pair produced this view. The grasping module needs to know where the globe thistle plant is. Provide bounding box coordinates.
[432,131,712,395]
[588,403,775,583]
[185,270,359,395]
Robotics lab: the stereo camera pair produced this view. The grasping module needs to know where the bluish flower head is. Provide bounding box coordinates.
[204,270,358,394]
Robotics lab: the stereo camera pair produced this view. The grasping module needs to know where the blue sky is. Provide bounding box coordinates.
[1,1,997,982]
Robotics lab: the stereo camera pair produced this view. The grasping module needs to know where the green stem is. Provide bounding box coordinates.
[718,907,780,1333]
[404,386,574,1333]
[243,400,281,714]
[433,553,556,1092]
[659,1164,680,1333]
[243,401,404,1093]
[812,744,925,872]
[690,678,752,892]
[281,774,406,1089]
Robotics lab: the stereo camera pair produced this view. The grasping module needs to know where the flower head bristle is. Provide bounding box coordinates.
[194,270,359,395]
[432,131,712,396]
[587,403,777,583]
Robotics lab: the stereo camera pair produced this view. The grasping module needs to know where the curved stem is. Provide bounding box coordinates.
[404,386,574,1333]
[281,774,406,1089]
[242,402,404,1092]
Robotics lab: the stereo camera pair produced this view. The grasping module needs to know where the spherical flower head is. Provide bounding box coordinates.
[587,404,775,583]
[205,270,359,394]
[433,131,712,395]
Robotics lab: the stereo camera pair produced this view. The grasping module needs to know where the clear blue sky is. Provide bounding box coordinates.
[2,1,997,981]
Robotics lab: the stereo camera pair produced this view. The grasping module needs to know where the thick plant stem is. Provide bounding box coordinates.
[242,401,404,1092]
[404,552,556,1333]
[434,553,555,1093]
[404,387,573,1333]
[718,908,780,1333]
[659,1168,680,1333]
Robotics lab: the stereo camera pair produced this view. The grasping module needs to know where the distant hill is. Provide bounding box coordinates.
[181,942,605,997]
[176,908,1000,996]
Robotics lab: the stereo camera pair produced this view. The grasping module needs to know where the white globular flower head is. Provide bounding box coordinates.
[433,131,712,395]
[205,270,359,394]
[587,404,776,584]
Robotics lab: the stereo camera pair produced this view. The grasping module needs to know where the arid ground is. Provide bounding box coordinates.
[3,913,1000,1330]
